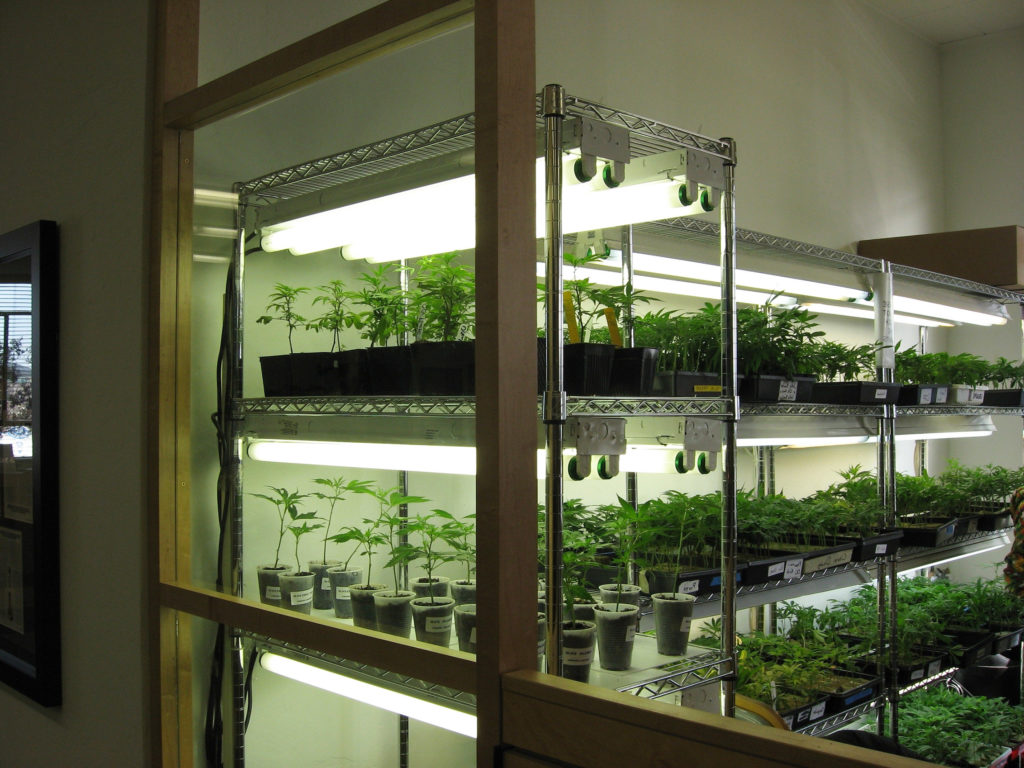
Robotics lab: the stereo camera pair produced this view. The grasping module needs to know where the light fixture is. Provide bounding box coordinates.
[736,435,872,448]
[535,263,794,306]
[248,439,479,475]
[260,155,713,261]
[260,652,477,738]
[801,303,952,328]
[848,295,1007,327]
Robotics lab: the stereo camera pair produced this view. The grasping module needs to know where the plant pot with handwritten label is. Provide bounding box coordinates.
[278,572,315,614]
[652,593,695,656]
[256,565,291,607]
[412,596,456,647]
[594,603,640,671]
[374,590,415,638]
[326,566,363,619]
[561,620,597,683]
[308,560,341,611]
[455,603,477,653]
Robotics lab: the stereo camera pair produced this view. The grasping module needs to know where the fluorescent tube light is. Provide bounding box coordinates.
[248,439,479,475]
[801,303,952,328]
[261,157,711,261]
[260,653,477,738]
[898,542,1006,576]
[735,436,872,448]
[889,296,1006,327]
[894,430,993,442]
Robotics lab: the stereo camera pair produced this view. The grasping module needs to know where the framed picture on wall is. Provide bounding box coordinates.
[0,220,59,706]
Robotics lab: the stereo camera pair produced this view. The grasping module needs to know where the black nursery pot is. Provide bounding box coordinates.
[412,340,475,395]
[738,374,815,403]
[334,348,368,396]
[563,343,614,396]
[653,371,721,398]
[365,345,413,395]
[259,353,342,397]
[259,354,292,397]
[609,347,659,396]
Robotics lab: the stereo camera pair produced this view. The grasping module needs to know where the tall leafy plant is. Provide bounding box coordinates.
[352,263,408,347]
[413,251,475,342]
[250,486,312,569]
[257,283,309,354]
[308,279,360,352]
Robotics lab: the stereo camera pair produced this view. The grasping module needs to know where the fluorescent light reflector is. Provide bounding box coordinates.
[260,653,477,738]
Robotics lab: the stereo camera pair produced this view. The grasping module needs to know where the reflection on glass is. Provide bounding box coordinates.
[0,279,32,539]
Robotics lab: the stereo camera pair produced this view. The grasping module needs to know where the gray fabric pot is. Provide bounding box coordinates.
[374,590,415,638]
[652,593,696,656]
[411,596,456,646]
[450,579,477,606]
[326,566,364,619]
[349,583,386,630]
[598,583,641,606]
[278,571,315,614]
[560,620,596,683]
[256,565,291,607]
[594,603,639,670]
[411,576,450,599]
[308,560,341,610]
[455,603,477,653]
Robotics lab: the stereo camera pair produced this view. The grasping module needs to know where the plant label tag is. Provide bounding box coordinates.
[679,617,692,633]
[678,579,700,595]
[290,588,313,606]
[797,708,810,723]
[562,646,594,666]
[767,562,786,579]
[969,388,987,404]
[783,559,804,580]
[321,577,331,590]
[919,389,932,405]
[874,388,888,400]
[625,626,636,643]
[335,587,351,600]
[265,586,281,601]
[934,386,948,404]
[782,715,794,729]
[911,668,924,681]
[470,628,477,644]
[810,701,827,720]
[778,380,798,401]
[927,660,941,677]
[537,640,546,656]
[875,543,888,555]
[426,615,452,633]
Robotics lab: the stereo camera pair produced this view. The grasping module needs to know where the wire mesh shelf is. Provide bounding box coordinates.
[615,651,728,700]
[794,697,885,737]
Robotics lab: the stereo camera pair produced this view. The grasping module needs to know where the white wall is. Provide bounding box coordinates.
[0,1,150,766]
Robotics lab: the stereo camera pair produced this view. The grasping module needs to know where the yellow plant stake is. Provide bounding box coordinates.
[604,307,622,348]
[563,291,581,344]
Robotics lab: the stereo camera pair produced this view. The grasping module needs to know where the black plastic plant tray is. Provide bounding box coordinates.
[976,509,1014,531]
[738,374,815,403]
[653,370,721,398]
[897,384,937,406]
[810,381,901,405]
[894,652,945,686]
[991,625,1024,654]
[850,529,903,562]
[945,628,996,668]
[984,388,1024,407]
[777,691,831,730]
[639,560,744,596]
[898,517,959,547]
[815,670,881,716]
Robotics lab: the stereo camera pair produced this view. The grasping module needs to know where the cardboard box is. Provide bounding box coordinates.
[858,225,1024,289]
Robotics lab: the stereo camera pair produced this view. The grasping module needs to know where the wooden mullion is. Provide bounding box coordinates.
[160,583,476,695]
[163,0,473,130]
[474,1,537,766]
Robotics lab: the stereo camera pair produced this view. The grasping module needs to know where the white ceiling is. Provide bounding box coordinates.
[860,0,1024,44]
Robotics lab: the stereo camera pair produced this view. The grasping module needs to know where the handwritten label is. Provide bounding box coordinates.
[277,418,299,436]
[911,668,924,681]
[321,577,331,590]
[537,640,546,655]
[935,387,948,404]
[625,626,636,643]
[778,380,798,402]
[335,587,351,600]
[969,388,987,405]
[810,701,827,720]
[875,543,888,555]
[680,617,692,634]
[290,588,313,606]
[797,708,811,723]
[426,615,452,633]
[874,388,889,400]
[562,646,594,666]
[784,559,804,580]
[678,579,700,595]
[919,389,933,405]
[767,561,786,579]
[265,586,281,601]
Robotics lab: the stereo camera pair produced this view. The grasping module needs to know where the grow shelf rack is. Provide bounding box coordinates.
[614,650,728,700]
[793,697,886,738]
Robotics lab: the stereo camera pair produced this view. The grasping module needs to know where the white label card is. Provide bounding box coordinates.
[935,387,948,404]
[562,646,594,665]
[426,615,452,633]
[321,577,331,590]
[782,716,794,729]
[911,669,924,681]
[778,380,798,401]
[266,586,281,601]
[678,579,700,595]
[767,562,786,578]
[335,587,351,600]
[875,544,888,555]
[680,617,692,634]
[920,389,933,405]
[927,660,941,677]
[625,626,636,643]
[810,701,827,720]
[874,388,888,400]
[783,559,804,580]
[537,640,546,655]
[290,588,313,606]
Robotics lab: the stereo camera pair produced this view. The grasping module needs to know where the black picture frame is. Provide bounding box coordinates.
[0,220,59,706]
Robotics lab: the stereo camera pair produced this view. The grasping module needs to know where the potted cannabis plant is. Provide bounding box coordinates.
[737,301,822,402]
[407,510,460,647]
[329,512,388,629]
[250,486,308,606]
[307,279,366,395]
[309,475,373,611]
[372,485,429,638]
[278,508,324,614]
[593,497,644,670]
[255,282,318,396]
[410,251,475,395]
[352,263,413,395]
[806,339,900,404]
[559,529,599,682]
[642,304,722,397]
[446,512,476,605]
[983,355,1024,406]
